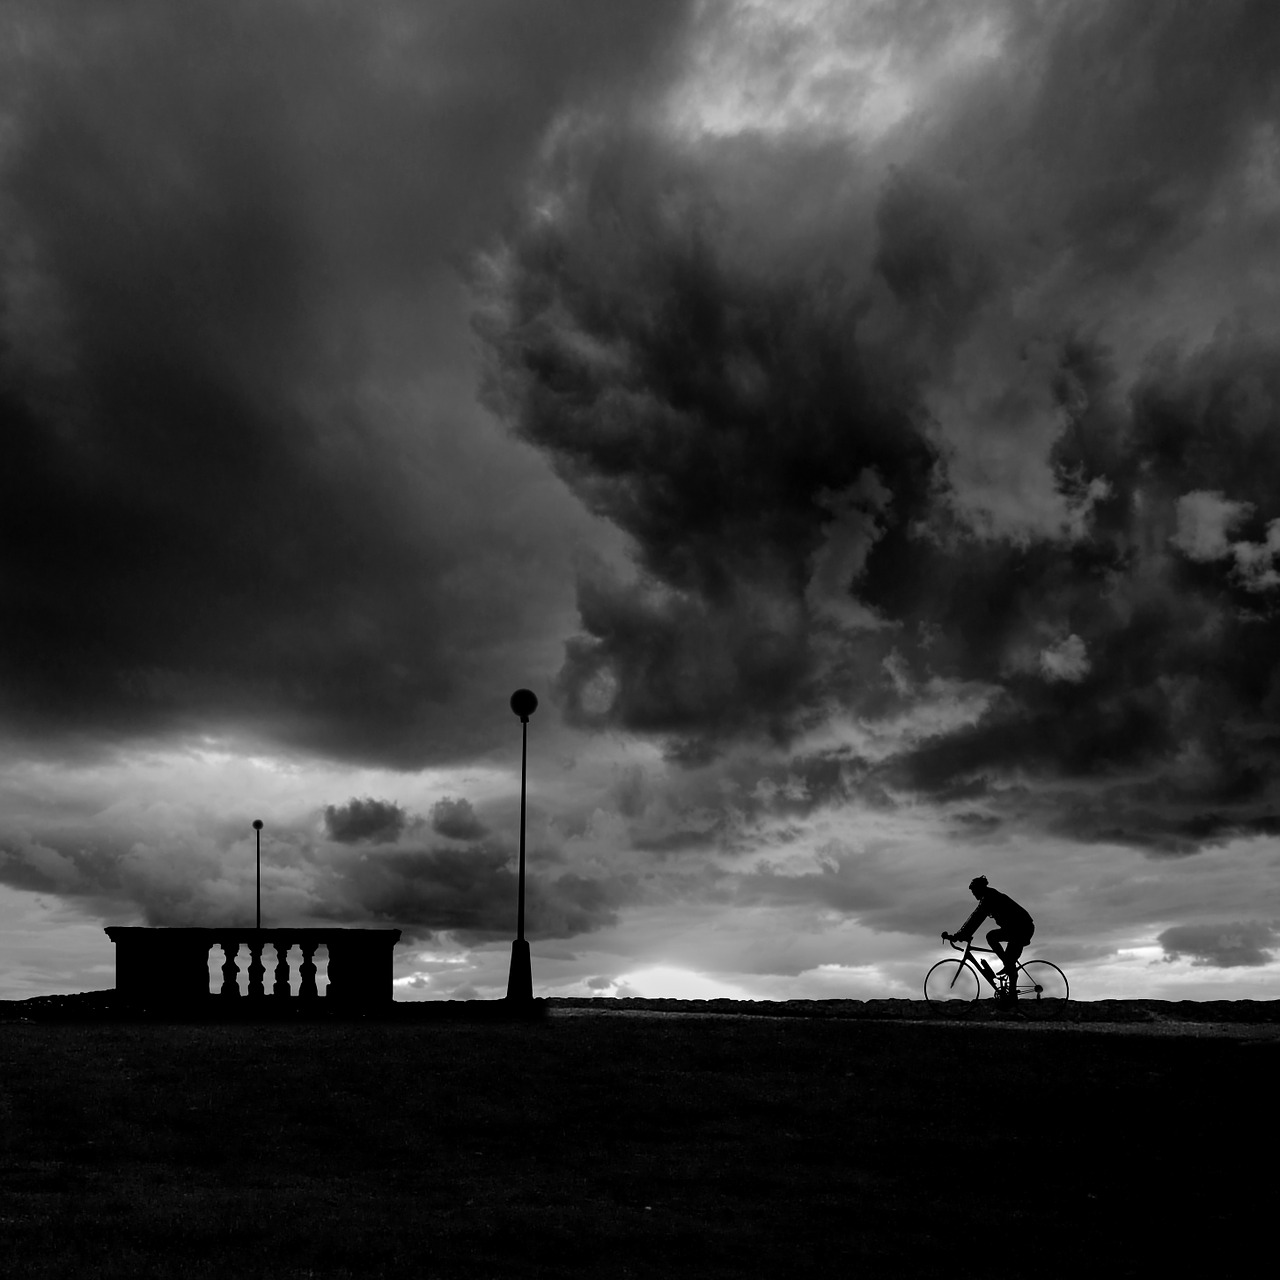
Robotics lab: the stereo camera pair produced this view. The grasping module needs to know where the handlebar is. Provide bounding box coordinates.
[941,935,994,953]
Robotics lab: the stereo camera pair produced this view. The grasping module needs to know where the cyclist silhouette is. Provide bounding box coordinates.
[942,876,1035,1002]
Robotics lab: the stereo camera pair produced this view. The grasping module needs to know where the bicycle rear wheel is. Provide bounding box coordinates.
[1016,960,1069,1019]
[924,959,980,1014]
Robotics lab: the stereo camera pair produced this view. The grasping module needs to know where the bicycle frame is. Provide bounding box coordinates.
[945,937,1016,994]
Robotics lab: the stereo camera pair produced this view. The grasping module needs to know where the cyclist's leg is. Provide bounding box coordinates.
[987,929,1022,998]
[1004,936,1026,994]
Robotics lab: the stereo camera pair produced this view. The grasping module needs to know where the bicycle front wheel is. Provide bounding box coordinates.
[924,959,981,1014]
[1017,960,1069,1019]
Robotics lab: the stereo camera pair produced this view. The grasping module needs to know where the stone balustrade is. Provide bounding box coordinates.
[104,927,401,1007]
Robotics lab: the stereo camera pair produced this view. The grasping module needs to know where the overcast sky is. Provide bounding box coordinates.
[3,0,1280,1002]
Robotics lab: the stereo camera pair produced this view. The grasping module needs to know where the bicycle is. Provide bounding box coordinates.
[924,937,1070,1019]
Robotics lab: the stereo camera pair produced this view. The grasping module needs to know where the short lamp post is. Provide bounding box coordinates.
[252,819,264,930]
[506,688,537,1002]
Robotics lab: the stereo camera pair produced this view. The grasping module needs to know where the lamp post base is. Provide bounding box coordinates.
[505,938,532,1002]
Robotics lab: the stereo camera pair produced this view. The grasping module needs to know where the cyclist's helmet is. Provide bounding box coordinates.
[968,875,989,894]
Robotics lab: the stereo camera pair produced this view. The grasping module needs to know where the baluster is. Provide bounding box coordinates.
[298,942,319,999]
[273,941,291,997]
[247,940,266,998]
[220,939,240,997]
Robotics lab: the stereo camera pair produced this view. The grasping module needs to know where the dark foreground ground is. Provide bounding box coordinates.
[1,996,1276,1277]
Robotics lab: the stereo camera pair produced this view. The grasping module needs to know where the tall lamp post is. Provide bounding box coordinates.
[506,688,537,1002]
[252,819,264,930]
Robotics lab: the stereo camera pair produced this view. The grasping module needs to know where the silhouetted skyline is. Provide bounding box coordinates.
[1,1,1278,1001]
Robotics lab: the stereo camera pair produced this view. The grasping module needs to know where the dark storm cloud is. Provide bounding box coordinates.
[1058,810,1280,858]
[0,835,125,903]
[0,816,273,927]
[0,0,693,766]
[323,796,408,844]
[429,796,488,841]
[477,130,939,758]
[479,2,1280,851]
[325,839,619,942]
[1157,922,1279,969]
[885,332,1280,836]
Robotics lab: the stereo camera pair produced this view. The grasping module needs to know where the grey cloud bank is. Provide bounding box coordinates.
[1158,922,1279,969]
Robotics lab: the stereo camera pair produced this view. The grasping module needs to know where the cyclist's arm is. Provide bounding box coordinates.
[952,903,987,942]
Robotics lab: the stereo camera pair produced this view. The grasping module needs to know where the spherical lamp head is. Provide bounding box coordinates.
[252,819,264,831]
[509,688,538,721]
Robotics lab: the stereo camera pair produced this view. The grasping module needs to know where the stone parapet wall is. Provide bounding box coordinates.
[104,927,401,1007]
